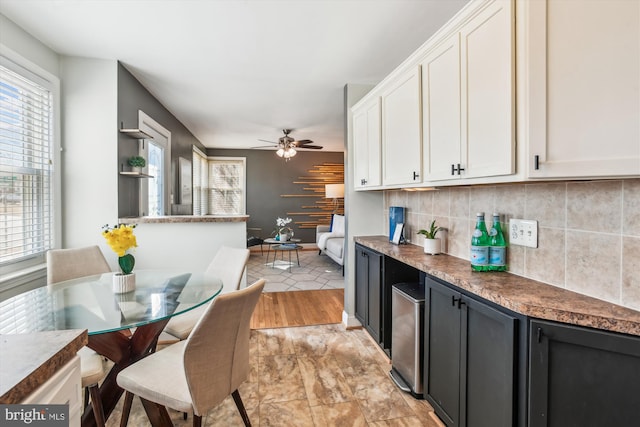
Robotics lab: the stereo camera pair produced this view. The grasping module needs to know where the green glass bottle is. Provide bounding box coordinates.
[489,213,507,271]
[470,212,490,271]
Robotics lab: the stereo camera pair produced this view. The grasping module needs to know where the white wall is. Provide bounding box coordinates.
[0,14,59,77]
[343,84,384,327]
[130,222,248,286]
[59,57,119,251]
[0,14,119,254]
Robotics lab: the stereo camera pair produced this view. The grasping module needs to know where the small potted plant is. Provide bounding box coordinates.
[128,156,146,173]
[417,220,443,255]
[275,217,293,241]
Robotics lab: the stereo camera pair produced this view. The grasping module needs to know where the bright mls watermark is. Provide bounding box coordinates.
[1,405,67,426]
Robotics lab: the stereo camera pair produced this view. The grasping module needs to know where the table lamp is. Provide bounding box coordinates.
[325,183,344,212]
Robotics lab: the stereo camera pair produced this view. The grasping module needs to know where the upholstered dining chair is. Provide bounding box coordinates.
[117,278,265,427]
[46,245,112,427]
[162,246,250,341]
[47,245,111,284]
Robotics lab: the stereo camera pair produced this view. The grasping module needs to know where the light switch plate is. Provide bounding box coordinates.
[509,219,538,248]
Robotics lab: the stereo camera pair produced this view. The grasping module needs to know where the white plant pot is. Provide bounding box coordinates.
[279,233,290,242]
[113,272,136,294]
[423,238,441,255]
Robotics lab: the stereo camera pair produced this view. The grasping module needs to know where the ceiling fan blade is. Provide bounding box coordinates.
[295,139,314,145]
[257,139,277,144]
[300,145,323,149]
[251,144,277,149]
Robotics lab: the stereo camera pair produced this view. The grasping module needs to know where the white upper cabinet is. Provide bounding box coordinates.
[461,0,515,179]
[422,34,462,181]
[353,97,382,189]
[381,67,422,186]
[525,0,640,178]
[424,0,515,183]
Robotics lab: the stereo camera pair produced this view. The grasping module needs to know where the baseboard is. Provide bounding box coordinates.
[342,310,362,330]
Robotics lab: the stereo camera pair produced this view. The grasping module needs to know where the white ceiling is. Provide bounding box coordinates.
[0,0,468,152]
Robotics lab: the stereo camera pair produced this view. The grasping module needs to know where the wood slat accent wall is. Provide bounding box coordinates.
[281,162,344,229]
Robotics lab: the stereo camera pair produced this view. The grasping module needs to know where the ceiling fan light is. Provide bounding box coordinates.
[276,148,285,157]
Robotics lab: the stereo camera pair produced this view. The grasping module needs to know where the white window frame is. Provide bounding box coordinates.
[192,147,208,216]
[137,110,171,216]
[0,46,61,291]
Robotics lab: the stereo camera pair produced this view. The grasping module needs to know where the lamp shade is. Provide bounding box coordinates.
[325,183,344,199]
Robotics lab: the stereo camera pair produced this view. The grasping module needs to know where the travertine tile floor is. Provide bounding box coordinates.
[105,324,441,426]
[247,249,344,293]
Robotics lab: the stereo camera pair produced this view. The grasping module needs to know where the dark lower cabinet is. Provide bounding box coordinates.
[355,244,382,344]
[529,319,640,427]
[355,243,420,356]
[426,276,518,427]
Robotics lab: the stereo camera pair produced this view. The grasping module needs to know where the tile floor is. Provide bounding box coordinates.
[105,324,441,427]
[247,249,344,293]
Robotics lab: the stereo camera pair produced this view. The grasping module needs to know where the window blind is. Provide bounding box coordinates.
[208,158,245,215]
[0,290,55,333]
[0,60,55,264]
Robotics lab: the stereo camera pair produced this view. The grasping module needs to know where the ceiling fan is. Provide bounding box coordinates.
[254,129,323,160]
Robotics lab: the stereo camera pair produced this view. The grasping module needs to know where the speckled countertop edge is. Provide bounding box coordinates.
[0,329,88,404]
[355,235,640,337]
[119,215,250,224]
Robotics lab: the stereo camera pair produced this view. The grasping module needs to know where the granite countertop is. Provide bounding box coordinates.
[0,330,87,404]
[355,235,640,337]
[119,215,249,224]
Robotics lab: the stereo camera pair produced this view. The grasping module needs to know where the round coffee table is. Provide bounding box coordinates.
[264,237,300,260]
[267,241,302,272]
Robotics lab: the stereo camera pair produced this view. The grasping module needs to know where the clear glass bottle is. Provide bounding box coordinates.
[489,213,507,271]
[471,212,490,271]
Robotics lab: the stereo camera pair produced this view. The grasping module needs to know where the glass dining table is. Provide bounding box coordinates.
[0,270,223,427]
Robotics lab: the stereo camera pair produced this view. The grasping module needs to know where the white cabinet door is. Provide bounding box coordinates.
[461,0,515,179]
[422,34,462,182]
[422,0,514,184]
[353,97,381,189]
[382,67,422,186]
[22,356,82,426]
[526,0,640,178]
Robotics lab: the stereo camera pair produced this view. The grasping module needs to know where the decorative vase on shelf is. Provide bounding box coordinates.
[113,272,136,294]
[423,238,441,255]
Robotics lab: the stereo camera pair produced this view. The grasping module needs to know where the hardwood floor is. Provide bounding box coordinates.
[250,288,344,329]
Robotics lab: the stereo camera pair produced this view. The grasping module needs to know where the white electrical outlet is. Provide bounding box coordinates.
[509,219,538,248]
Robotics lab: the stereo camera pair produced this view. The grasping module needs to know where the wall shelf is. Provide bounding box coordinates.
[119,128,154,140]
[120,171,154,178]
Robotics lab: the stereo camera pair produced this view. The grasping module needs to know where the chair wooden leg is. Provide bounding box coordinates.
[192,414,202,427]
[88,384,106,427]
[84,386,89,409]
[119,392,134,427]
[232,389,251,427]
[318,249,322,255]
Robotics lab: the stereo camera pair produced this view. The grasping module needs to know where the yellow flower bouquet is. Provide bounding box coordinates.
[101,224,137,274]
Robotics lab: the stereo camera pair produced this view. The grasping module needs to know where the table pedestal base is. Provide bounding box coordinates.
[82,319,172,427]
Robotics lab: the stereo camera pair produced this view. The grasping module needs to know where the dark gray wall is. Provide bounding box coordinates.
[117,62,207,217]
[115,62,344,242]
[207,149,344,243]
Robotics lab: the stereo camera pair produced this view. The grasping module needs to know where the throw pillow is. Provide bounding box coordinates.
[331,214,345,235]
